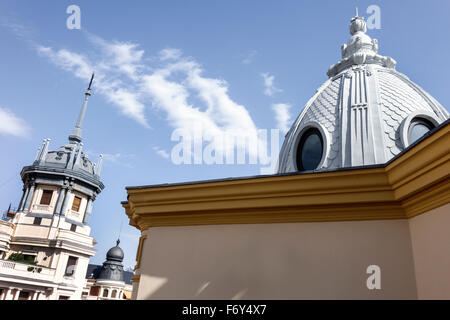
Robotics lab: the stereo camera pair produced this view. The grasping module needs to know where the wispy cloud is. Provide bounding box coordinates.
[261,72,282,97]
[34,32,266,160]
[37,43,149,127]
[84,151,136,168]
[242,50,257,64]
[0,107,30,137]
[159,48,182,61]
[271,103,292,134]
[102,153,136,168]
[152,146,170,159]
[1,15,35,42]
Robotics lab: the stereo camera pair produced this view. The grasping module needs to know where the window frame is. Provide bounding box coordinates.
[71,196,82,212]
[291,122,329,173]
[64,256,78,277]
[408,118,435,145]
[295,127,324,171]
[399,111,441,149]
[39,190,54,206]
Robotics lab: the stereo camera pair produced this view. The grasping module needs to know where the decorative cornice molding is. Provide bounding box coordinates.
[21,165,104,191]
[123,121,449,229]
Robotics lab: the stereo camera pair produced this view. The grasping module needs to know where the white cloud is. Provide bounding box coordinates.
[36,33,266,161]
[0,107,30,137]
[152,146,170,159]
[261,72,282,97]
[141,57,261,157]
[159,48,182,61]
[271,103,292,134]
[37,41,149,127]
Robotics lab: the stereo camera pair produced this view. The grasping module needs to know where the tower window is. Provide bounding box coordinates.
[408,118,435,145]
[296,128,324,171]
[70,224,77,232]
[33,217,42,225]
[40,190,53,205]
[71,196,82,212]
[103,289,109,298]
[65,256,78,276]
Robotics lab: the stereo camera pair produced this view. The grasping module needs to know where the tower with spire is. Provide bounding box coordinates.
[0,75,105,300]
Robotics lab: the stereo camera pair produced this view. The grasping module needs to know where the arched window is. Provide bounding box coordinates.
[296,128,323,171]
[408,118,435,145]
[103,289,109,298]
[111,290,117,298]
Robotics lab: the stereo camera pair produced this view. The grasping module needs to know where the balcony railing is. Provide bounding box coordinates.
[31,204,54,213]
[56,229,95,247]
[68,210,80,218]
[0,259,56,282]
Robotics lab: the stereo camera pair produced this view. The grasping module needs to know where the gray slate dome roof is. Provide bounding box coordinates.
[277,15,449,173]
[97,240,125,282]
[106,244,124,262]
[40,142,97,176]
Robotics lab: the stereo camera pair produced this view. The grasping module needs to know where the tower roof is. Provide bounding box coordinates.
[97,239,125,282]
[106,239,125,262]
[277,14,449,174]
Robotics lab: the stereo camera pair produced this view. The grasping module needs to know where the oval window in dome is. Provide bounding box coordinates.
[296,128,323,171]
[408,118,435,145]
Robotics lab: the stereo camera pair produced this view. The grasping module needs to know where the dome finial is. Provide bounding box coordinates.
[116,238,120,246]
[350,12,367,35]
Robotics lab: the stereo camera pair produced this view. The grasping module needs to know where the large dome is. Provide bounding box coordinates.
[277,15,448,173]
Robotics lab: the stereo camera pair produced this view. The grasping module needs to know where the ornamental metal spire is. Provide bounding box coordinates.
[68,73,94,143]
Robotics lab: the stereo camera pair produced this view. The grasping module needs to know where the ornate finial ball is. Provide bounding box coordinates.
[350,17,367,35]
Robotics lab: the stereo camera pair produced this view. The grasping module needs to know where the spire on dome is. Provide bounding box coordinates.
[68,73,94,143]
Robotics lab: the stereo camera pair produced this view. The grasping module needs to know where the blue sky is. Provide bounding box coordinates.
[1,0,449,269]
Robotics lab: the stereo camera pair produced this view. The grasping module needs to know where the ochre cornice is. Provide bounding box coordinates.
[122,122,449,229]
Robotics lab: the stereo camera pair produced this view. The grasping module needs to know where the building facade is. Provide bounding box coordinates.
[0,76,105,300]
[122,14,450,299]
